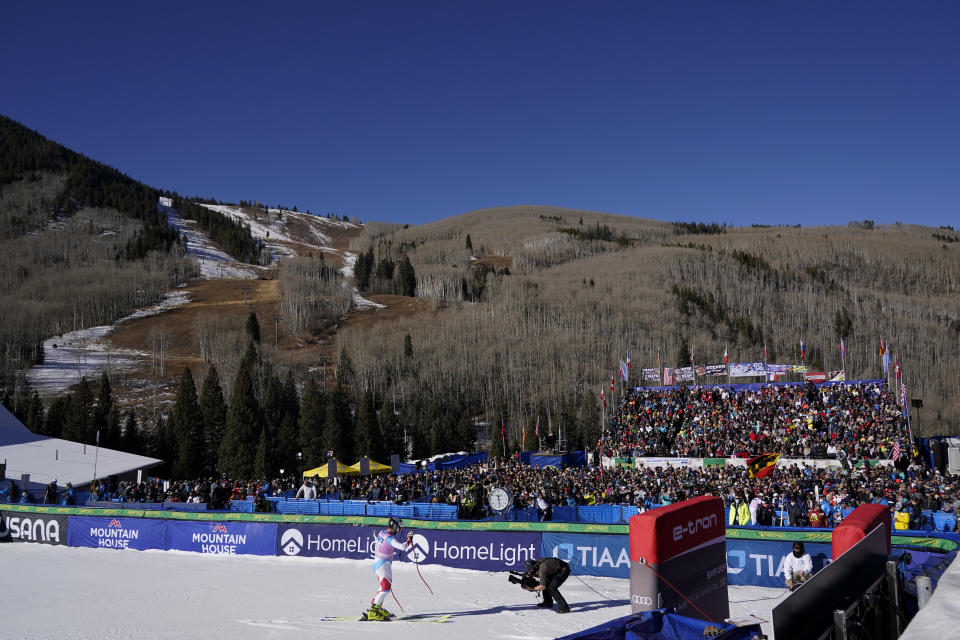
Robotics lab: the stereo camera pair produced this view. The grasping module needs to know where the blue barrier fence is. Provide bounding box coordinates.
[12,507,953,589]
[71,496,958,531]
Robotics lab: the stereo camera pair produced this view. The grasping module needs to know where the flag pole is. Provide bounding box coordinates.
[91,429,100,488]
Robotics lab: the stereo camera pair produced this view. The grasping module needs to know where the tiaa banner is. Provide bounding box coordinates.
[725,538,832,587]
[542,532,630,578]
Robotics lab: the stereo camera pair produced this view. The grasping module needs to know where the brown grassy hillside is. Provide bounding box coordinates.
[340,206,959,438]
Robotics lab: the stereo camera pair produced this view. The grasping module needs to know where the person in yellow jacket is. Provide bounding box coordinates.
[729,495,751,526]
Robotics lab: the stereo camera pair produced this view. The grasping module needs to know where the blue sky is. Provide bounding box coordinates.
[3,1,957,228]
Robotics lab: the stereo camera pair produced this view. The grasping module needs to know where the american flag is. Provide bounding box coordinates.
[892,439,902,461]
[901,382,908,411]
[799,340,805,363]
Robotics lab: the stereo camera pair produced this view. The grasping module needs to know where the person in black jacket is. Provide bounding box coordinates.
[43,480,58,504]
[521,557,571,613]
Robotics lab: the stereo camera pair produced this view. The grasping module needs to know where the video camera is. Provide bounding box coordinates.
[508,571,540,590]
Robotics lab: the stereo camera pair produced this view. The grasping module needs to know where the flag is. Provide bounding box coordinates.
[657,351,661,371]
[799,340,805,363]
[500,420,505,441]
[723,344,728,365]
[746,453,781,479]
[610,375,615,392]
[879,337,885,358]
[895,357,901,381]
[689,347,695,367]
[600,389,605,408]
[840,338,846,361]
[535,416,540,437]
[900,382,908,413]
[626,352,631,369]
[522,429,526,447]
[882,340,890,374]
[96,430,100,445]
[892,439,902,462]
[620,360,629,382]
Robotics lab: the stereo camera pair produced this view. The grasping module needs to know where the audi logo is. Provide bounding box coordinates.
[632,595,653,605]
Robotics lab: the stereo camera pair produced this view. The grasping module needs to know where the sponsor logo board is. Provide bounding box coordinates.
[0,509,68,545]
[277,524,538,571]
[167,521,276,556]
[542,533,630,578]
[67,516,167,550]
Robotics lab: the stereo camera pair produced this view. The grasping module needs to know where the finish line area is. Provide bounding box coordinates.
[2,544,785,639]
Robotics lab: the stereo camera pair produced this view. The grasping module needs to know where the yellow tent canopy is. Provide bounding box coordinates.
[347,459,393,475]
[302,461,358,478]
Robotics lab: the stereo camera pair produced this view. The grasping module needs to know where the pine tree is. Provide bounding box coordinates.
[199,366,227,476]
[63,377,93,442]
[355,391,380,458]
[152,415,176,476]
[219,365,261,478]
[253,425,270,478]
[122,410,143,455]
[324,383,354,463]
[465,233,473,250]
[577,390,601,450]
[246,312,261,343]
[26,391,43,434]
[170,368,204,479]
[676,338,691,369]
[397,255,416,297]
[403,334,413,357]
[44,396,69,438]
[102,405,121,449]
[378,399,404,459]
[275,370,300,475]
[299,378,327,468]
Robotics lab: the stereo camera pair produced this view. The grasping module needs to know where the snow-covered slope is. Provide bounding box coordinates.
[4,544,781,639]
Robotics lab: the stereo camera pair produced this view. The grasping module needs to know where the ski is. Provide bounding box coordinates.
[318,613,452,623]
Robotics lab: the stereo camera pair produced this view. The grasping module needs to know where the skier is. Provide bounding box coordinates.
[364,516,414,621]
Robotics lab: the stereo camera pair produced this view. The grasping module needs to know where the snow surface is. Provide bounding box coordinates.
[26,290,190,395]
[3,544,781,639]
[165,207,261,279]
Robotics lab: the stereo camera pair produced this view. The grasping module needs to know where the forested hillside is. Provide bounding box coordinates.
[3,115,958,482]
[0,116,257,388]
[341,207,960,447]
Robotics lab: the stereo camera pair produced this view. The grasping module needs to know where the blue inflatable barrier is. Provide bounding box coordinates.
[557,607,762,640]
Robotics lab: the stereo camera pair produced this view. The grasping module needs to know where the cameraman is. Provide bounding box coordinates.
[518,557,571,613]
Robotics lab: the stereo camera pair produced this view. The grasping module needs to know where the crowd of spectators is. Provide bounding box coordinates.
[5,381,954,532]
[600,381,907,460]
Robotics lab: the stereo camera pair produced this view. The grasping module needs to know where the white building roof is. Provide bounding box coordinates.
[0,404,162,492]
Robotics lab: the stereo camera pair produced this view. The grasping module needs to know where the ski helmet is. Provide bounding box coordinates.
[388,517,403,534]
[792,541,805,558]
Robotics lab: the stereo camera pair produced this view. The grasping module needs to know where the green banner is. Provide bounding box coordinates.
[703,458,727,467]
[3,504,954,551]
